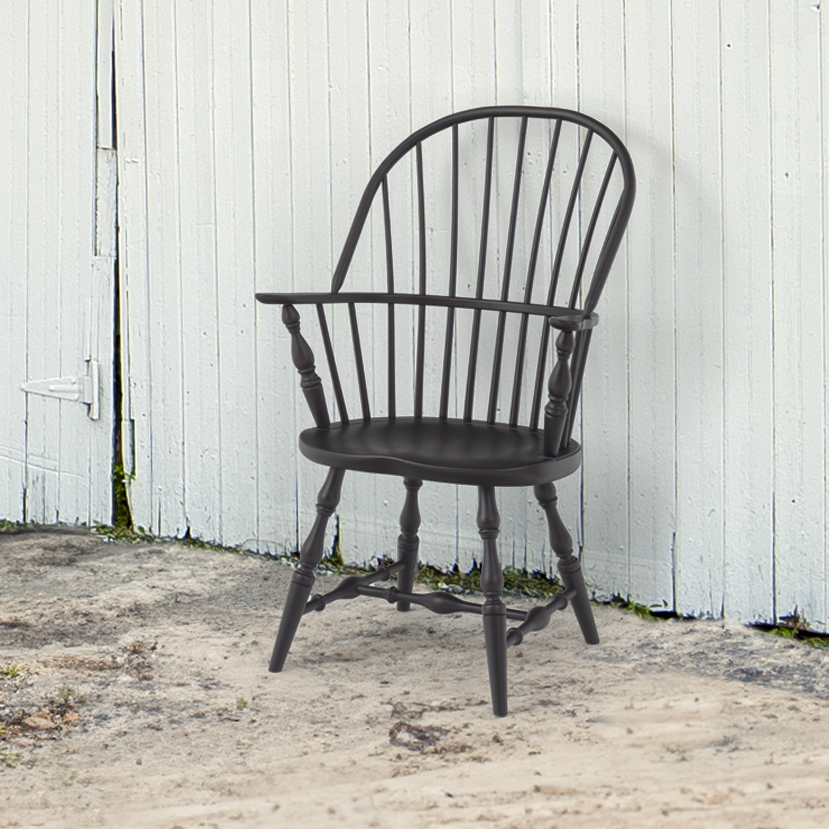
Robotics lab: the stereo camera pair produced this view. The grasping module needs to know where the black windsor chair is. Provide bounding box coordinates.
[256,105,635,717]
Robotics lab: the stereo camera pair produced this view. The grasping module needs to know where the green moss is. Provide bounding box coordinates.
[0,520,26,533]
[755,616,829,649]
[94,524,156,544]
[93,523,245,556]
[412,562,563,598]
[111,461,133,531]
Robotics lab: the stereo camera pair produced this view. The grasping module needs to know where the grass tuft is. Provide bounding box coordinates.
[0,725,20,768]
[754,616,829,649]
[0,663,29,680]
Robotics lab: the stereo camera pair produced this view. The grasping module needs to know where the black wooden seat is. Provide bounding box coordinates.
[256,106,635,716]
[300,418,581,487]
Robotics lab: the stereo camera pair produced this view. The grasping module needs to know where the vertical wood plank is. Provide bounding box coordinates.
[720,0,774,623]
[55,0,92,524]
[287,0,337,557]
[0,0,30,521]
[672,0,726,618]
[176,0,222,541]
[25,0,64,522]
[623,0,676,609]
[578,0,631,601]
[771,0,826,629]
[823,0,829,636]
[115,0,149,529]
[250,0,299,555]
[212,0,258,547]
[140,0,187,536]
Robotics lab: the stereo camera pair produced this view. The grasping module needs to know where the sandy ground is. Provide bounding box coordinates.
[1,527,828,829]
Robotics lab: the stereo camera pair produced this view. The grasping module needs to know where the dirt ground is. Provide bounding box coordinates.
[1,527,828,829]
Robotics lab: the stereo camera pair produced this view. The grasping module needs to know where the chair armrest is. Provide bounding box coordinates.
[256,291,598,331]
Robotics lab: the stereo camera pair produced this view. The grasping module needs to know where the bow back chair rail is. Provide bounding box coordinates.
[256,105,635,717]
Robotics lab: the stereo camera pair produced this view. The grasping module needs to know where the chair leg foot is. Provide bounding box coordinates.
[557,556,600,645]
[534,481,599,646]
[396,478,422,612]
[478,485,508,717]
[269,467,345,672]
[269,573,313,672]
[483,609,508,717]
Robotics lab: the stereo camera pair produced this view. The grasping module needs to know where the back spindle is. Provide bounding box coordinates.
[316,304,349,425]
[415,143,427,419]
[487,117,528,425]
[348,302,371,420]
[463,117,495,422]
[382,177,396,417]
[282,304,330,430]
[438,125,460,421]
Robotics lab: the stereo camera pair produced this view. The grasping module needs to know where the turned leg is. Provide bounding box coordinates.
[269,467,346,672]
[395,478,422,611]
[477,485,508,717]
[534,481,599,645]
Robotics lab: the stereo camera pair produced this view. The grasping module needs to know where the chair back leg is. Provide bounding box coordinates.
[395,478,422,611]
[269,467,346,672]
[477,485,508,717]
[534,481,599,645]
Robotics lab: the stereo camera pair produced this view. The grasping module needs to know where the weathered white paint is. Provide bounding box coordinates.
[112,0,829,632]
[0,0,113,526]
[5,2,828,634]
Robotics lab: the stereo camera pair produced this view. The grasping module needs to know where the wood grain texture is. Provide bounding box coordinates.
[721,0,774,624]
[623,0,676,609]
[91,0,829,633]
[771,0,826,630]
[141,0,186,536]
[578,0,630,602]
[671,0,726,619]
[250,0,299,556]
[11,0,112,526]
[0,0,30,522]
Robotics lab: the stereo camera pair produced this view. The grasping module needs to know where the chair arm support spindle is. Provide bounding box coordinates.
[543,326,575,457]
[282,304,330,429]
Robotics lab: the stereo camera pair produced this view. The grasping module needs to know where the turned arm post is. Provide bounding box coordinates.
[543,322,575,458]
[282,304,330,429]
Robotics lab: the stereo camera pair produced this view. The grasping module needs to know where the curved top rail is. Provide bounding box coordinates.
[330,105,636,313]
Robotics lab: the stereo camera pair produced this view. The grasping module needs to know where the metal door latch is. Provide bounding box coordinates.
[21,359,100,420]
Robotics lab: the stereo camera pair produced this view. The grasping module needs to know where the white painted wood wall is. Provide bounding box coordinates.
[3,1,828,633]
[0,0,114,526]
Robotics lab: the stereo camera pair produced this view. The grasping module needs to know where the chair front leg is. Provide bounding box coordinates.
[269,467,346,672]
[395,478,422,611]
[534,481,599,645]
[477,485,508,717]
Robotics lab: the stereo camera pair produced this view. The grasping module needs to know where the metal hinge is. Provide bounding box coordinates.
[21,359,100,421]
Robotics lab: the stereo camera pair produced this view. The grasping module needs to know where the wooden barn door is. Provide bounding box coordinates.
[0,0,115,525]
